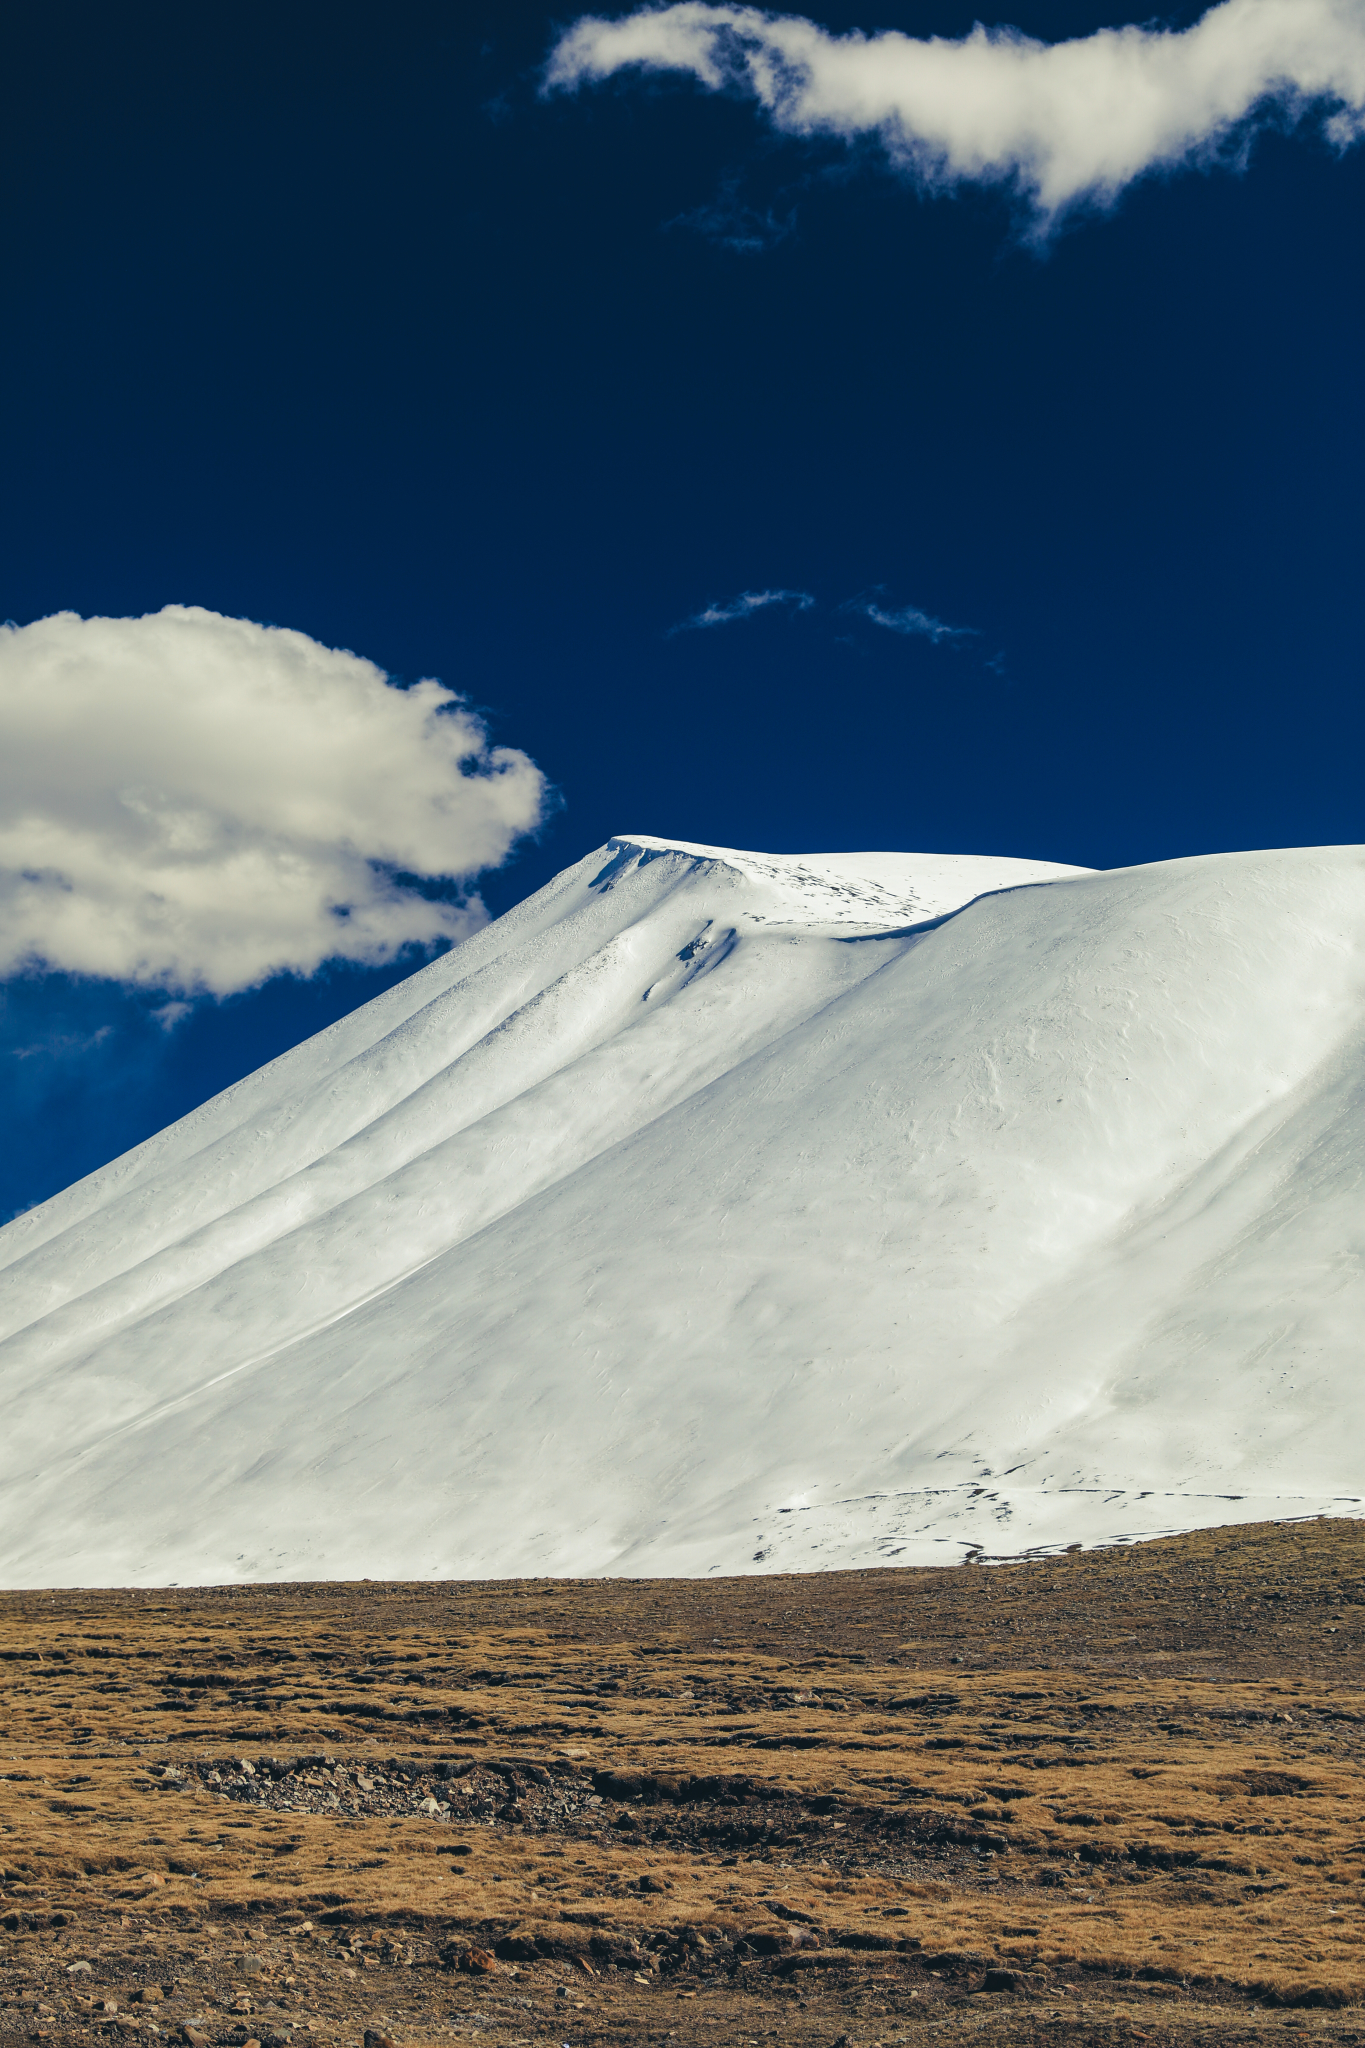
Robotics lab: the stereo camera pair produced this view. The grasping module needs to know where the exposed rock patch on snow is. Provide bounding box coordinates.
[1,834,1362,1585]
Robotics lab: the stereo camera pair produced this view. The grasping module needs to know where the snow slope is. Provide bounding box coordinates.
[1,834,1362,1586]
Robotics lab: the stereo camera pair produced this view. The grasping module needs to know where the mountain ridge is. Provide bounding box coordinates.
[0,836,1361,1585]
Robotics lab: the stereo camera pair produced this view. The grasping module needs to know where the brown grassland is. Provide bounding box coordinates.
[4,1517,1365,2047]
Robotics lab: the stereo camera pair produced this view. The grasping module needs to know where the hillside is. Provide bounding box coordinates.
[0,836,1362,1586]
[3,1519,1365,2046]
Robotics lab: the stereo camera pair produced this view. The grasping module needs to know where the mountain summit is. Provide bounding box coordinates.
[1,836,1362,1586]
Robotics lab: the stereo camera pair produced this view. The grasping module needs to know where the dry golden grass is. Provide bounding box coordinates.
[4,1518,1365,2044]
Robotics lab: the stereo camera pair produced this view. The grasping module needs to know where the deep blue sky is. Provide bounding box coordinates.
[2,0,1362,1218]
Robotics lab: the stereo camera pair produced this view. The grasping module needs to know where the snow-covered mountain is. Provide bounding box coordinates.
[2,834,1363,1587]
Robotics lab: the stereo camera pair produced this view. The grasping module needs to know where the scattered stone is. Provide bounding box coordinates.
[453,1947,496,1975]
[745,1929,796,1955]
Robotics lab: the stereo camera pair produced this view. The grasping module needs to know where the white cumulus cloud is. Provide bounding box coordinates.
[668,587,815,631]
[546,0,1365,225]
[0,607,547,996]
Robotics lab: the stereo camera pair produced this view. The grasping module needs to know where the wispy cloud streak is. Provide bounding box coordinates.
[850,598,978,645]
[546,0,1365,228]
[668,588,815,632]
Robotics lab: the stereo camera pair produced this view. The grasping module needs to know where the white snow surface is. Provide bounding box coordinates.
[1,833,1363,1587]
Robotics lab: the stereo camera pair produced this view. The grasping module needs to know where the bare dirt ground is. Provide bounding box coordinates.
[4,1518,1365,2048]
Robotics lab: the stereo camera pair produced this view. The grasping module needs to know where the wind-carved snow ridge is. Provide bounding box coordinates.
[592,833,1068,930]
[0,834,1363,1588]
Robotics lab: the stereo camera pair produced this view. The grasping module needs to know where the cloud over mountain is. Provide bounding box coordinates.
[547,0,1365,225]
[0,607,546,996]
